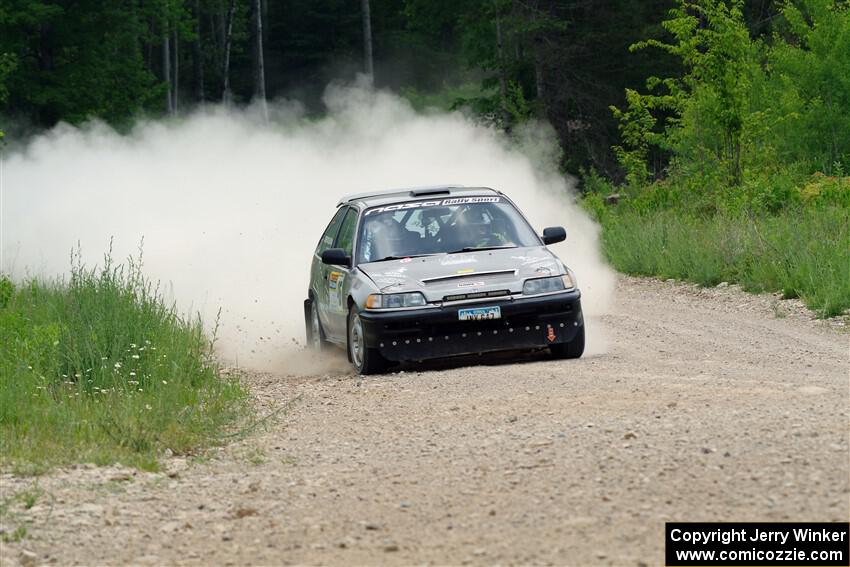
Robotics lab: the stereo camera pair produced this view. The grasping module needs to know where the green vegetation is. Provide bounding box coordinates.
[587,0,850,317]
[0,249,247,471]
[589,193,849,317]
[0,483,42,542]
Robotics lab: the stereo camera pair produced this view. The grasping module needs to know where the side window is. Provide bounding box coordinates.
[317,208,347,254]
[335,208,359,257]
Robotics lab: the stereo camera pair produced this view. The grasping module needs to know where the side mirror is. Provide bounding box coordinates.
[321,248,351,267]
[541,226,567,245]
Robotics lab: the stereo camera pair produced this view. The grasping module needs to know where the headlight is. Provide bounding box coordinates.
[522,274,575,295]
[365,292,427,309]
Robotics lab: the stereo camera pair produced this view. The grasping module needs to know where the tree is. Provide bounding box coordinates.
[163,25,174,114]
[221,0,237,103]
[361,0,374,84]
[0,53,15,140]
[253,0,268,118]
[191,0,204,101]
[612,0,760,185]
[765,0,850,173]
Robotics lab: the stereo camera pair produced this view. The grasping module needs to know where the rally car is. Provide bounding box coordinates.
[304,185,584,374]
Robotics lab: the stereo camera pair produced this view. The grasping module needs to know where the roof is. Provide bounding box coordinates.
[338,185,500,208]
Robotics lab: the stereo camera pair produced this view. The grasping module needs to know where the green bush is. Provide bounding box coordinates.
[0,250,247,471]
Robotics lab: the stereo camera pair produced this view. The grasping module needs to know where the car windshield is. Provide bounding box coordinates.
[356,197,540,264]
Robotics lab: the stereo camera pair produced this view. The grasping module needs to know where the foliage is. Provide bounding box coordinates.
[0,52,15,140]
[0,249,247,470]
[0,0,680,178]
[613,0,761,186]
[598,205,850,317]
[612,0,850,189]
[0,0,163,125]
[765,0,850,173]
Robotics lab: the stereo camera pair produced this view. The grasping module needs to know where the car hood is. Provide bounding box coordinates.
[358,246,564,302]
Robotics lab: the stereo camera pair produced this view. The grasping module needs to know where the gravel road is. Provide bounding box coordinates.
[2,276,848,566]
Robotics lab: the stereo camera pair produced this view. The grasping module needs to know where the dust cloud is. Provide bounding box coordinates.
[1,84,615,371]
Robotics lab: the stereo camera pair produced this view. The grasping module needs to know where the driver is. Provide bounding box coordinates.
[452,209,511,249]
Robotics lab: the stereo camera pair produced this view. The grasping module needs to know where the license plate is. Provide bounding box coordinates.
[458,306,502,321]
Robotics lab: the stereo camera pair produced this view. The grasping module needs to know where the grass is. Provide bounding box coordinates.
[0,246,247,472]
[597,206,850,317]
[0,484,42,542]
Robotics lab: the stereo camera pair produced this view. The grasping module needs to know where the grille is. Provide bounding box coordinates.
[442,289,511,303]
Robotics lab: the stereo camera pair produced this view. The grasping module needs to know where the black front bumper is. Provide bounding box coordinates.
[359,290,583,362]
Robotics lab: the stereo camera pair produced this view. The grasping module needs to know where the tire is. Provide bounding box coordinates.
[347,305,389,375]
[305,298,331,351]
[550,324,585,359]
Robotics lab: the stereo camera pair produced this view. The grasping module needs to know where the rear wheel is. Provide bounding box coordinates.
[305,298,330,351]
[550,324,585,359]
[348,305,388,375]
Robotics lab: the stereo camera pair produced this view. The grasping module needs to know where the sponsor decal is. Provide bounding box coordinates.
[457,281,486,288]
[547,324,556,342]
[400,257,413,263]
[328,272,346,312]
[328,271,342,289]
[441,256,478,266]
[456,268,476,274]
[512,254,554,267]
[440,196,500,206]
[364,196,501,216]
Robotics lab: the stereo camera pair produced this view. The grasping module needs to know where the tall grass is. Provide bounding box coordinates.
[599,206,850,317]
[0,248,247,471]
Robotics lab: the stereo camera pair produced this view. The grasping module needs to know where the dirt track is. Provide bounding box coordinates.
[2,276,848,566]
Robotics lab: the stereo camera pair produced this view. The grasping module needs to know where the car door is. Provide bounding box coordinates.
[324,207,359,340]
[313,207,347,336]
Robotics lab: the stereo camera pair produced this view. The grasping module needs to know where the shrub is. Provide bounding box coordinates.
[0,248,247,471]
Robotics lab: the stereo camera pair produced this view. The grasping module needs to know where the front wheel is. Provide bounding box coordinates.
[348,306,389,375]
[550,324,585,359]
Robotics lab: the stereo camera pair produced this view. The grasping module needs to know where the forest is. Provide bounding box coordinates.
[1,0,848,315]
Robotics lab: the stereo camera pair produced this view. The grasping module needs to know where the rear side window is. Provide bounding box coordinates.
[317,208,347,254]
[335,208,359,257]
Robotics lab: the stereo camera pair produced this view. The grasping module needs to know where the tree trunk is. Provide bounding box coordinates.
[495,15,510,129]
[361,0,374,85]
[173,29,180,111]
[253,0,268,120]
[163,27,173,114]
[192,0,204,101]
[534,37,545,107]
[222,0,237,104]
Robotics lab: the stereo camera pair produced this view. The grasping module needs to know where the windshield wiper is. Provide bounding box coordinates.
[447,245,518,254]
[371,253,437,263]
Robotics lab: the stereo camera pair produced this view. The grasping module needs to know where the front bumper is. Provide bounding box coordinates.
[359,290,583,362]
